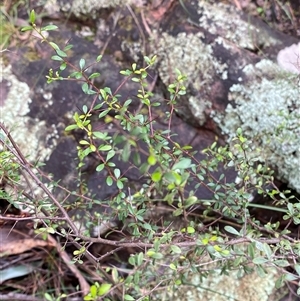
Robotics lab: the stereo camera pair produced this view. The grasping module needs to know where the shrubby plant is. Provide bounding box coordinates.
[1,10,299,300]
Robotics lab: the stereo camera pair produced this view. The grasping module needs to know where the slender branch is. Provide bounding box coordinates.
[0,123,79,235]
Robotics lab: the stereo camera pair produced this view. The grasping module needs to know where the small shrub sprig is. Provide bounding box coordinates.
[3,9,297,300]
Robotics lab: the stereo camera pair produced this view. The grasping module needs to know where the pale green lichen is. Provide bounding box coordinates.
[197,1,278,50]
[214,59,300,192]
[155,32,226,126]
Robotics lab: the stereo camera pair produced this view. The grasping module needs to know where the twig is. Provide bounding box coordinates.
[232,0,242,10]
[0,123,79,235]
[47,235,90,297]
[0,293,43,301]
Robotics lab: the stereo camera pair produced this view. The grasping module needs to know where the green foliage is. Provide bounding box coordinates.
[1,16,299,300]
[84,282,112,300]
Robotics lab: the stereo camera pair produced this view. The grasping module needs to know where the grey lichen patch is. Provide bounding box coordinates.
[197,1,278,51]
[188,96,212,125]
[215,59,300,192]
[0,59,53,163]
[188,268,277,301]
[155,32,227,125]
[121,40,143,62]
[59,0,130,19]
[153,260,281,301]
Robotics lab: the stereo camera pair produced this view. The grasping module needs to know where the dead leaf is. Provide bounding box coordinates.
[0,227,54,257]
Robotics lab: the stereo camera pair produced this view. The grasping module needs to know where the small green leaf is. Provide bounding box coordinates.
[131,77,139,82]
[172,158,192,170]
[90,285,98,297]
[151,170,162,182]
[262,243,272,259]
[128,256,135,266]
[106,150,115,161]
[124,295,135,301]
[170,245,181,254]
[89,72,101,79]
[116,180,124,189]
[146,250,155,257]
[137,252,144,265]
[182,145,193,150]
[274,260,290,267]
[65,124,78,131]
[73,247,85,255]
[41,25,58,31]
[79,58,85,70]
[21,26,33,32]
[106,176,113,186]
[294,264,300,275]
[96,164,105,172]
[149,252,163,259]
[98,283,112,296]
[185,196,198,207]
[96,55,102,62]
[44,293,53,301]
[51,55,63,61]
[56,49,67,57]
[112,268,119,283]
[82,83,88,93]
[247,243,255,259]
[98,109,110,118]
[79,140,90,145]
[98,145,112,151]
[60,62,67,71]
[114,168,121,179]
[224,226,240,236]
[275,275,284,289]
[82,105,88,114]
[253,257,268,264]
[29,10,36,24]
[173,208,183,216]
[64,44,73,51]
[187,226,195,234]
[169,263,177,270]
[147,154,156,165]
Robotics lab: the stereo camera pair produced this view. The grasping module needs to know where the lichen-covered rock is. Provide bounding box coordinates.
[197,1,279,52]
[150,0,299,192]
[57,0,144,20]
[154,266,283,301]
[155,31,228,126]
[213,59,300,192]
[0,59,54,162]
